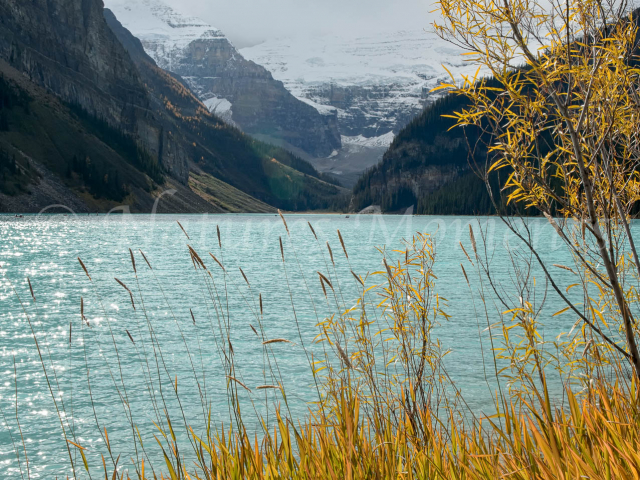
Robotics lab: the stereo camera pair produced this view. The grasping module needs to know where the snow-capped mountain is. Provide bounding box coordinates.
[105,0,341,157]
[240,29,482,185]
[104,0,482,185]
[105,0,223,56]
[242,29,478,138]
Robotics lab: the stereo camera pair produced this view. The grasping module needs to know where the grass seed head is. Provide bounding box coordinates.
[27,277,35,302]
[177,221,190,239]
[240,267,250,286]
[468,225,477,257]
[78,257,91,281]
[279,237,284,262]
[308,221,317,240]
[337,230,348,259]
[227,376,252,393]
[278,210,290,235]
[129,249,136,274]
[209,253,225,271]
[327,242,334,265]
[139,249,152,269]
[263,339,293,345]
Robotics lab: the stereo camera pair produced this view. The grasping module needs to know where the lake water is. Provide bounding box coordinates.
[0,213,598,478]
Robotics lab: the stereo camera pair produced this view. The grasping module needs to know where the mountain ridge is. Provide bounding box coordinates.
[105,0,342,158]
[0,0,346,213]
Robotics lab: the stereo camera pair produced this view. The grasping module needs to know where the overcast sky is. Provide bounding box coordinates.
[168,0,437,48]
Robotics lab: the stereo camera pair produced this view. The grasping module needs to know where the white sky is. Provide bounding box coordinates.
[165,0,438,47]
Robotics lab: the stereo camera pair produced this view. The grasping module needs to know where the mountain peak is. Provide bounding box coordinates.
[105,0,225,53]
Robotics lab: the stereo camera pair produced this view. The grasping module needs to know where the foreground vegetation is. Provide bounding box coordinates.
[5,0,640,478]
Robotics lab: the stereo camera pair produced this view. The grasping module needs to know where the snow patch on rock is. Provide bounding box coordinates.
[204,97,232,115]
[298,97,337,116]
[203,97,234,124]
[341,132,395,149]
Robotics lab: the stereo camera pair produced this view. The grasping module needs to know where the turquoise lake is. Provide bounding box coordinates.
[0,213,600,478]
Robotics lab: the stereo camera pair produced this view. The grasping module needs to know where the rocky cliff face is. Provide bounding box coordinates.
[0,0,190,182]
[0,0,147,116]
[105,0,341,158]
[302,83,424,138]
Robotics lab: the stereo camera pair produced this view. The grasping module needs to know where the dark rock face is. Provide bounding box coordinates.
[0,0,144,125]
[176,38,342,157]
[0,0,190,183]
[307,84,424,138]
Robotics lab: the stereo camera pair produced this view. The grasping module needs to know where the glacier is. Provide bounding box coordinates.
[241,29,480,135]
